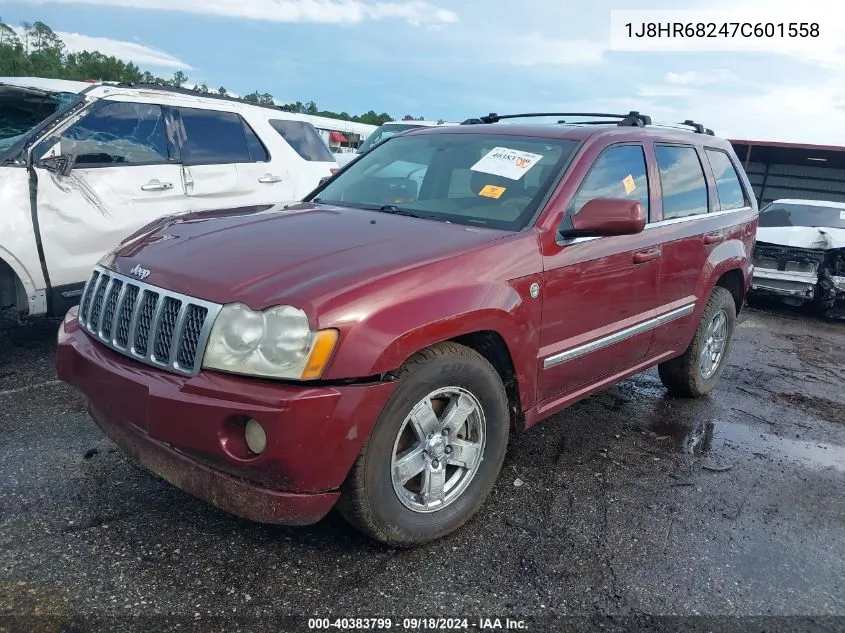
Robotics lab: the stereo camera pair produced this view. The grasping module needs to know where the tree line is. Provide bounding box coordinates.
[0,19,427,126]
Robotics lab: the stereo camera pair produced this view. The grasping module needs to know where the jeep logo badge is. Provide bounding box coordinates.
[130,264,151,280]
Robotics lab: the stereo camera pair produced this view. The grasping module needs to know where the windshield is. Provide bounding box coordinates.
[0,89,79,151]
[759,202,845,230]
[310,132,579,231]
[356,123,427,154]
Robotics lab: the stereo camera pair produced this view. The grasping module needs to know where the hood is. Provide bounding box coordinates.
[105,203,506,310]
[757,226,845,250]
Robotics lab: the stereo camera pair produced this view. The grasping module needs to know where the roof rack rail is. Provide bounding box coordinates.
[463,111,716,135]
[461,111,653,127]
[679,119,715,135]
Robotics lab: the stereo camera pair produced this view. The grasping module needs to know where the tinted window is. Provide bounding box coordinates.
[759,202,845,229]
[54,101,169,166]
[178,107,251,164]
[269,120,334,162]
[655,145,709,219]
[568,144,649,218]
[706,149,747,210]
[243,120,269,162]
[312,134,578,231]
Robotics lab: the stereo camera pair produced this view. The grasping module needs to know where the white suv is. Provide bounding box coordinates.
[0,77,338,318]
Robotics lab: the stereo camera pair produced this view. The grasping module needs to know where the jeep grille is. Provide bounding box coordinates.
[78,265,222,376]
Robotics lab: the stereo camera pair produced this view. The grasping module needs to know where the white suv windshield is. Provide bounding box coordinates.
[356,123,427,154]
[0,89,78,153]
[759,202,845,230]
[311,132,579,231]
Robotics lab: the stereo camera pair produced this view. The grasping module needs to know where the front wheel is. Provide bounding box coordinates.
[658,286,737,397]
[337,342,510,547]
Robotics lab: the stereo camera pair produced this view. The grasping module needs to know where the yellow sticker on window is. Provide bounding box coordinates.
[479,184,507,199]
[622,174,636,195]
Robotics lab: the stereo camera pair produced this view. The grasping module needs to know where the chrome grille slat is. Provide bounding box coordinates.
[168,302,191,366]
[100,278,123,340]
[79,271,98,323]
[78,265,222,377]
[86,273,108,329]
[113,284,137,347]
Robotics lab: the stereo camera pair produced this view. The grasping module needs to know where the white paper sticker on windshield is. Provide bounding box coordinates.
[470,147,544,181]
[840,210,845,220]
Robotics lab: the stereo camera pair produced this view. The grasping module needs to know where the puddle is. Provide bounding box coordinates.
[651,419,845,473]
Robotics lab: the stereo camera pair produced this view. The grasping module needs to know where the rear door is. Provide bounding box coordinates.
[175,106,292,210]
[32,100,186,291]
[646,143,717,353]
[538,143,662,401]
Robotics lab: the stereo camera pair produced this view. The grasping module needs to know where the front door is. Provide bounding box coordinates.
[538,143,662,403]
[33,100,186,291]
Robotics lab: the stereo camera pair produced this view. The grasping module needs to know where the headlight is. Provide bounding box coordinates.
[202,303,338,380]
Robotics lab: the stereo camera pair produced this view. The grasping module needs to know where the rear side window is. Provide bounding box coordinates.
[56,101,169,166]
[178,107,255,164]
[655,145,709,219]
[568,144,650,218]
[269,119,335,162]
[705,149,747,210]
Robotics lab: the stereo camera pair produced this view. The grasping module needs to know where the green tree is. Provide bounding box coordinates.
[0,18,424,127]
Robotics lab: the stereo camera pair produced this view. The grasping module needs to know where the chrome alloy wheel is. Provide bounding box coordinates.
[699,309,728,379]
[390,387,486,513]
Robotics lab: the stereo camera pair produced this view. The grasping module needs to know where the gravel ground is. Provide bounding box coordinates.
[1,304,843,633]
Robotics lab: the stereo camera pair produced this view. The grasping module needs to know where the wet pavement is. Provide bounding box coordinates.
[1,305,844,631]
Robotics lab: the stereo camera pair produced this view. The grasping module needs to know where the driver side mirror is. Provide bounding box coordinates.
[559,198,646,239]
[37,154,76,177]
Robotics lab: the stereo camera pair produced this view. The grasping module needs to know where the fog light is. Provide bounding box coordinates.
[244,419,266,454]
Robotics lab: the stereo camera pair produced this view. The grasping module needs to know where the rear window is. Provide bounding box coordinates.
[310,132,579,231]
[269,120,334,162]
[759,202,845,229]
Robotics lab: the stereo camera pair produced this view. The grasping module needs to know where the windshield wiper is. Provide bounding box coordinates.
[311,199,429,219]
[371,204,428,219]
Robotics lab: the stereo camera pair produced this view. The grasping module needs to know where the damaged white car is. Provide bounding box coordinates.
[751,198,845,318]
[1,77,338,318]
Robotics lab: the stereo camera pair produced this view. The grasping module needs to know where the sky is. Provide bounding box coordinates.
[1,0,845,144]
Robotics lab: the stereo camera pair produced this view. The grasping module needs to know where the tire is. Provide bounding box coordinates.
[337,341,510,547]
[658,286,737,398]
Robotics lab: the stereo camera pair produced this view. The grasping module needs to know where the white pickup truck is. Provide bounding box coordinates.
[0,77,338,318]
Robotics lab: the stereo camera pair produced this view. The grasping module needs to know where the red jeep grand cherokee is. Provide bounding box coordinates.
[56,111,758,546]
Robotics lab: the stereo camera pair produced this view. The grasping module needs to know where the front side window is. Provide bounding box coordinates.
[310,133,579,231]
[47,101,169,167]
[269,119,334,162]
[705,149,748,211]
[655,145,709,219]
[178,107,255,164]
[567,144,650,219]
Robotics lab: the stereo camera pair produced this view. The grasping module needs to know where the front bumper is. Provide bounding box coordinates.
[56,309,397,525]
[750,268,817,300]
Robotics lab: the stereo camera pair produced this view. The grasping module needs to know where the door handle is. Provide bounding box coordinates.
[704,232,724,245]
[258,174,283,184]
[633,248,661,264]
[141,180,173,191]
